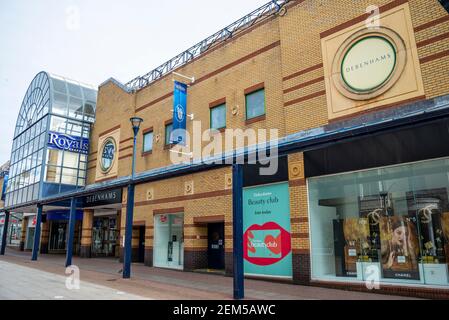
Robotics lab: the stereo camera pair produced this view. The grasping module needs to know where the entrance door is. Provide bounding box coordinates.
[208,223,225,270]
[26,227,35,250]
[49,222,67,251]
[138,226,145,263]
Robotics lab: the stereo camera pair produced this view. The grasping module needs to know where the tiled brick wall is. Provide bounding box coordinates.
[89,0,449,183]
[184,249,208,271]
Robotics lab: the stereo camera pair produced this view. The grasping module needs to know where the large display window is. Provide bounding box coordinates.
[153,213,184,270]
[308,157,449,287]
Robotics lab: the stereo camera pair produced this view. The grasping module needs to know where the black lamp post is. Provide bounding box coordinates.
[123,116,143,279]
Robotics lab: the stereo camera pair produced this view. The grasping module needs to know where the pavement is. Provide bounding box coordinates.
[0,248,419,300]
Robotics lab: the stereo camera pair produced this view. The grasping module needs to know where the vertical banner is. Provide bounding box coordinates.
[172,81,188,145]
[243,182,292,278]
[1,174,8,201]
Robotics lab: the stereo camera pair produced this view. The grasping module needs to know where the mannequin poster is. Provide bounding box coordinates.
[380,216,420,280]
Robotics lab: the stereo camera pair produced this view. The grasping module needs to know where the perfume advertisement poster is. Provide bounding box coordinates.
[342,218,370,277]
[380,216,420,280]
[443,213,449,241]
[442,213,449,262]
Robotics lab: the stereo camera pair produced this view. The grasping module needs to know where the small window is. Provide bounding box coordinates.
[143,131,153,153]
[210,104,226,130]
[245,88,265,120]
[165,123,173,146]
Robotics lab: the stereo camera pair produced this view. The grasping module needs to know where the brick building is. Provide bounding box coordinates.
[2,0,449,299]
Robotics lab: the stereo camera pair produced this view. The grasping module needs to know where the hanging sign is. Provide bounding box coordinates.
[48,131,89,155]
[1,174,8,201]
[172,81,188,145]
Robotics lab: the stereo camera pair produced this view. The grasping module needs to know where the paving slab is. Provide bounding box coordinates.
[0,249,419,300]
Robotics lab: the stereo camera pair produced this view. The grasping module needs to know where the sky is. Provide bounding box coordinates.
[0,0,269,165]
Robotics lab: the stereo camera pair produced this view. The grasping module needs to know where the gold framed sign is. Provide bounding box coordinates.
[332,27,407,101]
[99,137,117,174]
[321,2,425,121]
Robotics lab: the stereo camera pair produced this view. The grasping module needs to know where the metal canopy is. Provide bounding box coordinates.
[125,0,290,92]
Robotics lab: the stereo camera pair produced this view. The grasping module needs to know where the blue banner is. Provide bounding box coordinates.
[172,81,188,145]
[48,131,89,155]
[1,174,8,201]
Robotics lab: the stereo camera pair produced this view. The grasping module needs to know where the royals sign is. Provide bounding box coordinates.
[48,132,89,155]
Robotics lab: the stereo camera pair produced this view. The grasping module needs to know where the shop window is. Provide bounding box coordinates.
[210,104,226,130]
[308,157,449,287]
[143,131,154,153]
[153,213,184,269]
[245,89,265,120]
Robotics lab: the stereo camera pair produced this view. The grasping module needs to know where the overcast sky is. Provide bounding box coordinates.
[0,0,269,165]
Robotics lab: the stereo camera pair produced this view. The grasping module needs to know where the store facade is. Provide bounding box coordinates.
[2,0,449,299]
[305,118,449,289]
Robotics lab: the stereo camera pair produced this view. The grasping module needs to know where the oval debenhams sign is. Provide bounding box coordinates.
[341,36,396,93]
[331,27,407,101]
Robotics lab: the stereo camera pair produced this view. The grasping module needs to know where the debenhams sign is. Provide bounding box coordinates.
[83,188,122,207]
[332,27,406,101]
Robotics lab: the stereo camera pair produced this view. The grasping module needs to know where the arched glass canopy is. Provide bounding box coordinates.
[5,72,97,207]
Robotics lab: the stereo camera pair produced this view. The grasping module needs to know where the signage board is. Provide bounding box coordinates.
[48,131,89,155]
[243,182,292,278]
[340,36,396,93]
[82,188,122,207]
[99,138,117,173]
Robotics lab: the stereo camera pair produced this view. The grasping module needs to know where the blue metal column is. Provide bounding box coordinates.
[123,183,135,279]
[0,211,10,255]
[232,164,244,300]
[31,205,43,261]
[65,197,77,267]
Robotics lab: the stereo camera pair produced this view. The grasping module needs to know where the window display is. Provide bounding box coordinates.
[92,217,118,257]
[153,213,184,269]
[308,157,449,286]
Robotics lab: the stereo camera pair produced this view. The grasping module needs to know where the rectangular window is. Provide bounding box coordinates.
[308,157,449,287]
[143,131,154,153]
[210,104,226,130]
[245,88,265,120]
[165,123,173,146]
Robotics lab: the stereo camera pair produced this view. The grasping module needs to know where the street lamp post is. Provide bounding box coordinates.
[123,117,143,279]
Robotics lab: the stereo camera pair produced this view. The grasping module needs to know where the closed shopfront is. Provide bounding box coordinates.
[306,119,449,288]
[153,213,184,269]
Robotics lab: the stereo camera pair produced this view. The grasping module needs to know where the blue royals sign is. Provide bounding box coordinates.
[48,131,89,155]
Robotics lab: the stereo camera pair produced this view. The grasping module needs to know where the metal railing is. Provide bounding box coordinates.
[125,0,290,92]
